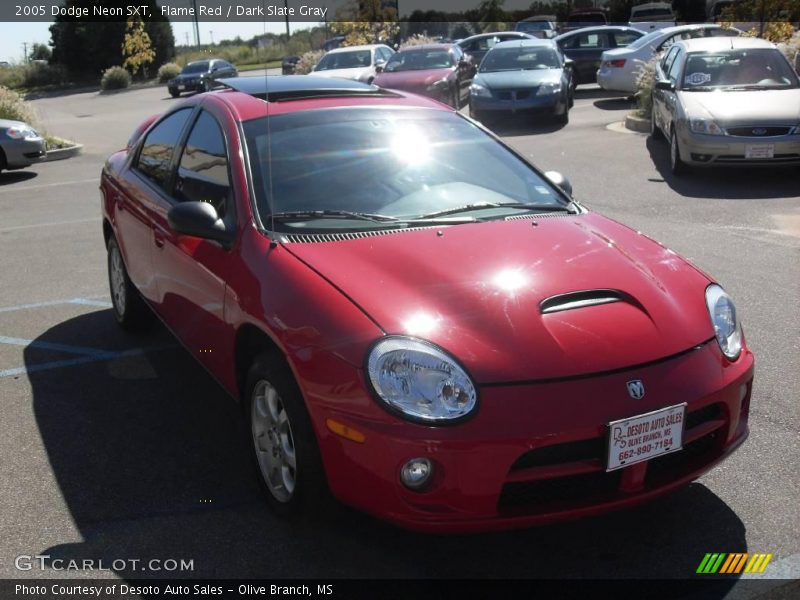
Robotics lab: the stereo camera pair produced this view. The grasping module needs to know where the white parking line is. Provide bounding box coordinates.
[0,218,101,232]
[0,297,111,313]
[0,177,100,194]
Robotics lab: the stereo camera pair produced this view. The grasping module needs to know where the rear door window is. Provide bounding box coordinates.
[135,108,192,192]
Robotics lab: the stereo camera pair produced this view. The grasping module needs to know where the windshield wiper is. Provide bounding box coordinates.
[410,202,572,220]
[724,85,771,91]
[270,210,401,223]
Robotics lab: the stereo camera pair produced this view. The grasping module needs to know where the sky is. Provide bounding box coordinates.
[0,21,315,64]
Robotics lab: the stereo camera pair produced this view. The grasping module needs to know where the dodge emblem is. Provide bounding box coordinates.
[751,128,767,136]
[626,380,645,399]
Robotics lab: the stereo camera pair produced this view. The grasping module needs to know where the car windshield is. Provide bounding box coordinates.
[680,49,799,90]
[182,62,209,74]
[384,50,453,72]
[480,47,560,72]
[315,50,372,71]
[627,29,667,49]
[567,13,606,23]
[243,108,569,232]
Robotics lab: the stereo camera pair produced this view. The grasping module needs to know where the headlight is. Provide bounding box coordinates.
[689,118,723,135]
[705,284,742,360]
[5,126,38,140]
[366,337,478,424]
[469,83,491,98]
[537,82,561,95]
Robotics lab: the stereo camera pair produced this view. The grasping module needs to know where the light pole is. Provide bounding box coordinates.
[284,0,290,38]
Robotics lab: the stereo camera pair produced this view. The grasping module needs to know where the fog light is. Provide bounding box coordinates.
[400,458,433,490]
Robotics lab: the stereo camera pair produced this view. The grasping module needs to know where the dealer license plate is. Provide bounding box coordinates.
[745,144,774,159]
[177,85,185,91]
[607,403,686,471]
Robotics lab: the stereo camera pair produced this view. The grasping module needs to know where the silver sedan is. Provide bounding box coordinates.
[651,36,800,174]
[0,119,47,173]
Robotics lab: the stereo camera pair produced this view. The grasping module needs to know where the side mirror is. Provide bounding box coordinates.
[375,61,385,73]
[655,79,675,91]
[544,171,573,197]
[167,201,234,246]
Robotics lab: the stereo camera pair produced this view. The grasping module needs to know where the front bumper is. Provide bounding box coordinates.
[168,79,204,94]
[309,339,754,532]
[470,89,564,113]
[2,137,47,169]
[677,126,800,167]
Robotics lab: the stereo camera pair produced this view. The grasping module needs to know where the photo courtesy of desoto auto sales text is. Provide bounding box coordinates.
[0,0,798,598]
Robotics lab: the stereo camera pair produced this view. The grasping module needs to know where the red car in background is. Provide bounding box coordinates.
[101,76,753,532]
[372,43,476,108]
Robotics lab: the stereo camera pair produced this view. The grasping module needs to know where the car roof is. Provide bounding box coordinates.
[555,25,642,40]
[203,75,451,121]
[651,23,723,37]
[678,36,775,52]
[327,44,386,53]
[631,2,673,11]
[397,43,454,52]
[460,31,530,43]
[494,38,555,49]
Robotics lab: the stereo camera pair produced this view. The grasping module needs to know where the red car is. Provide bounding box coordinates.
[372,43,476,108]
[101,76,753,532]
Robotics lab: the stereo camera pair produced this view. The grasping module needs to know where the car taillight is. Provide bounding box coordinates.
[606,59,626,68]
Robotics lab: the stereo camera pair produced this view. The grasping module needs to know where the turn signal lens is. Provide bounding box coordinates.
[326,419,365,443]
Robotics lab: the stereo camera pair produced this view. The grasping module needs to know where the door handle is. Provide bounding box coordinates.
[153,227,165,248]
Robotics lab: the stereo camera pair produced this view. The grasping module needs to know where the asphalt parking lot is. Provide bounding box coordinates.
[1,77,798,590]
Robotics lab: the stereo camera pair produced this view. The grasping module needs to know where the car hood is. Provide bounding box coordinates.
[678,88,800,125]
[476,69,562,89]
[0,118,28,129]
[313,67,373,80]
[284,214,714,383]
[374,68,454,89]
[173,72,207,81]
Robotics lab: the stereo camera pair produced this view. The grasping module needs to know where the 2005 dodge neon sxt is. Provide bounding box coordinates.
[100,76,754,532]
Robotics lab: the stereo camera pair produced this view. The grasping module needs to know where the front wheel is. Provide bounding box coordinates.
[670,127,687,176]
[650,104,663,140]
[246,353,328,517]
[107,237,152,331]
[169,90,179,98]
[556,104,569,126]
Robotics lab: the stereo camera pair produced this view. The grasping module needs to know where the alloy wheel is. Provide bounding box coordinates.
[251,379,297,503]
[109,244,127,317]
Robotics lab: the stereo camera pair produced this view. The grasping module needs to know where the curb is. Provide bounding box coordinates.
[625,112,650,134]
[44,143,83,162]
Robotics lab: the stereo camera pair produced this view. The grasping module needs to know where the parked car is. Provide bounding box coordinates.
[101,74,754,531]
[651,36,800,174]
[561,9,609,33]
[514,15,559,39]
[167,59,238,97]
[0,119,46,172]
[312,44,395,84]
[469,39,573,124]
[373,44,475,108]
[458,32,534,66]
[281,55,301,75]
[556,26,645,85]
[628,2,677,33]
[597,24,741,94]
[322,36,345,52]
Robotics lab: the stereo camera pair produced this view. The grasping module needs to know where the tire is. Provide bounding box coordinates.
[556,103,569,126]
[0,148,6,173]
[246,352,328,518]
[670,127,687,176]
[450,86,459,109]
[169,90,179,98]
[203,79,212,92]
[107,236,152,331]
[650,102,663,140]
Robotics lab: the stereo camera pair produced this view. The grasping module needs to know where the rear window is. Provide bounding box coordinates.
[315,50,372,70]
[243,108,567,232]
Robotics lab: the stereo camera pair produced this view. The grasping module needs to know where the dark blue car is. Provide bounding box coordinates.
[468,39,574,125]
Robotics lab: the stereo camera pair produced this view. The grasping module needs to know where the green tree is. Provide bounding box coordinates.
[29,43,52,62]
[122,17,155,78]
[50,0,173,79]
[331,0,400,47]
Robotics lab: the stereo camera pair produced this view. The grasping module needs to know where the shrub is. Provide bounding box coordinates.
[22,63,69,88]
[101,66,131,91]
[294,50,324,75]
[400,35,438,49]
[157,62,181,83]
[633,57,657,118]
[778,31,800,72]
[0,85,37,124]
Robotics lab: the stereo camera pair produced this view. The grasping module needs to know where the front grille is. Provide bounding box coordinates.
[715,154,800,163]
[510,438,605,470]
[685,402,721,430]
[726,126,792,137]
[498,470,622,513]
[24,151,45,158]
[646,430,721,484]
[494,89,535,100]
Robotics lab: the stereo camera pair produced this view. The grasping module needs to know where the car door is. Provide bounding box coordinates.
[116,108,194,301]
[653,45,680,132]
[564,30,610,83]
[661,47,685,134]
[149,106,236,374]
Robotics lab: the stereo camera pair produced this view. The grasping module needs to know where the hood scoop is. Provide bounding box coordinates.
[540,289,629,314]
